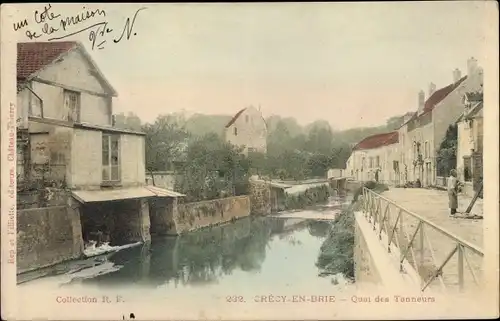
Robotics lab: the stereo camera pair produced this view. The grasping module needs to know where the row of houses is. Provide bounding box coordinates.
[346,57,484,197]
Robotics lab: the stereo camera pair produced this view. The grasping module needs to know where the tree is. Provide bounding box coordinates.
[436,124,458,177]
[305,123,334,155]
[113,112,142,131]
[184,114,232,138]
[142,114,190,172]
[175,133,249,202]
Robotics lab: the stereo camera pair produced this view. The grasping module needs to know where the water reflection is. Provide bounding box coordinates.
[75,217,332,288]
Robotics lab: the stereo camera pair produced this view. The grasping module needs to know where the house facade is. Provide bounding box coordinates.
[456,92,483,197]
[16,41,183,247]
[16,41,147,190]
[224,105,267,155]
[397,57,484,187]
[346,131,399,185]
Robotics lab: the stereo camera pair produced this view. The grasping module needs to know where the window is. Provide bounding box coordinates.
[63,90,80,122]
[376,156,380,168]
[463,156,472,182]
[234,127,238,136]
[102,134,120,182]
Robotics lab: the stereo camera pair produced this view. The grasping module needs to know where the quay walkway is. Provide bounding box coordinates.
[361,187,484,294]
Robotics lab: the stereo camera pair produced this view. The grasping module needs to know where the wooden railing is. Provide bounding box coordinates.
[362,187,483,293]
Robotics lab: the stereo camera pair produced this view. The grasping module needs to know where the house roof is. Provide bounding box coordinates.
[17,41,117,96]
[423,75,468,114]
[225,108,247,128]
[397,76,468,130]
[457,101,484,122]
[17,41,76,80]
[352,131,399,151]
[464,91,483,102]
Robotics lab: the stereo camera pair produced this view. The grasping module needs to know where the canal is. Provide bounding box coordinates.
[17,196,360,320]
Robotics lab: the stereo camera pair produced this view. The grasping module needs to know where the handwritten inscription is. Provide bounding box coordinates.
[13,4,147,50]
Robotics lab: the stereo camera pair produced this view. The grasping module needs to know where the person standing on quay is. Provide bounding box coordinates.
[447,169,459,216]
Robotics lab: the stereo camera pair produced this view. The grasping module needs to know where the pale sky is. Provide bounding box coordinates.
[7,2,494,129]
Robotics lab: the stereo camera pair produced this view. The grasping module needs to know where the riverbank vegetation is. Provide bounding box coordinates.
[284,185,331,210]
[316,181,389,281]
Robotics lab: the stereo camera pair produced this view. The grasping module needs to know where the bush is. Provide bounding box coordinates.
[283,185,331,211]
[316,205,355,280]
[352,181,388,203]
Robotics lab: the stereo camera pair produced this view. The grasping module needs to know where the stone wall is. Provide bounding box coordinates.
[17,188,68,210]
[146,171,177,190]
[17,204,84,274]
[354,218,382,285]
[249,180,271,215]
[174,196,250,234]
[149,197,178,236]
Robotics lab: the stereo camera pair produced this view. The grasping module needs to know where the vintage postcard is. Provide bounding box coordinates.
[1,2,499,320]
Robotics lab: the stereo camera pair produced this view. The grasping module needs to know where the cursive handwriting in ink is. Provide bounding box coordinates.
[13,19,29,31]
[60,7,106,31]
[113,7,147,43]
[25,30,42,40]
[34,4,61,24]
[89,22,113,50]
[41,22,59,36]
[48,22,107,41]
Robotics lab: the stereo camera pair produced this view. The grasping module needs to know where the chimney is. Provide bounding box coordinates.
[467,57,478,77]
[403,112,414,124]
[417,90,425,114]
[477,67,484,90]
[428,82,436,97]
[453,68,462,83]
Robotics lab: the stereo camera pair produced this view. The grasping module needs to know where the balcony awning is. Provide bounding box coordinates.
[72,186,185,203]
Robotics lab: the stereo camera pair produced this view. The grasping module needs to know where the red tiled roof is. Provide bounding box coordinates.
[225,108,247,128]
[423,75,467,113]
[17,41,77,80]
[396,76,468,130]
[352,131,399,151]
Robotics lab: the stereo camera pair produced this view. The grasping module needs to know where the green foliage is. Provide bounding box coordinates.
[143,111,405,196]
[352,181,389,203]
[436,124,458,176]
[316,207,355,280]
[283,185,330,210]
[113,112,142,131]
[316,181,389,280]
[142,114,190,172]
[184,113,232,138]
[175,133,250,202]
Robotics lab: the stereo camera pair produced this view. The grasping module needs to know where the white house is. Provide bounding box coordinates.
[346,131,399,185]
[16,41,183,244]
[456,91,483,196]
[397,57,484,187]
[225,105,267,155]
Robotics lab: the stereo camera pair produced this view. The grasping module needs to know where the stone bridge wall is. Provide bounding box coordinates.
[17,203,84,274]
[249,181,271,215]
[354,217,382,285]
[174,196,251,234]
